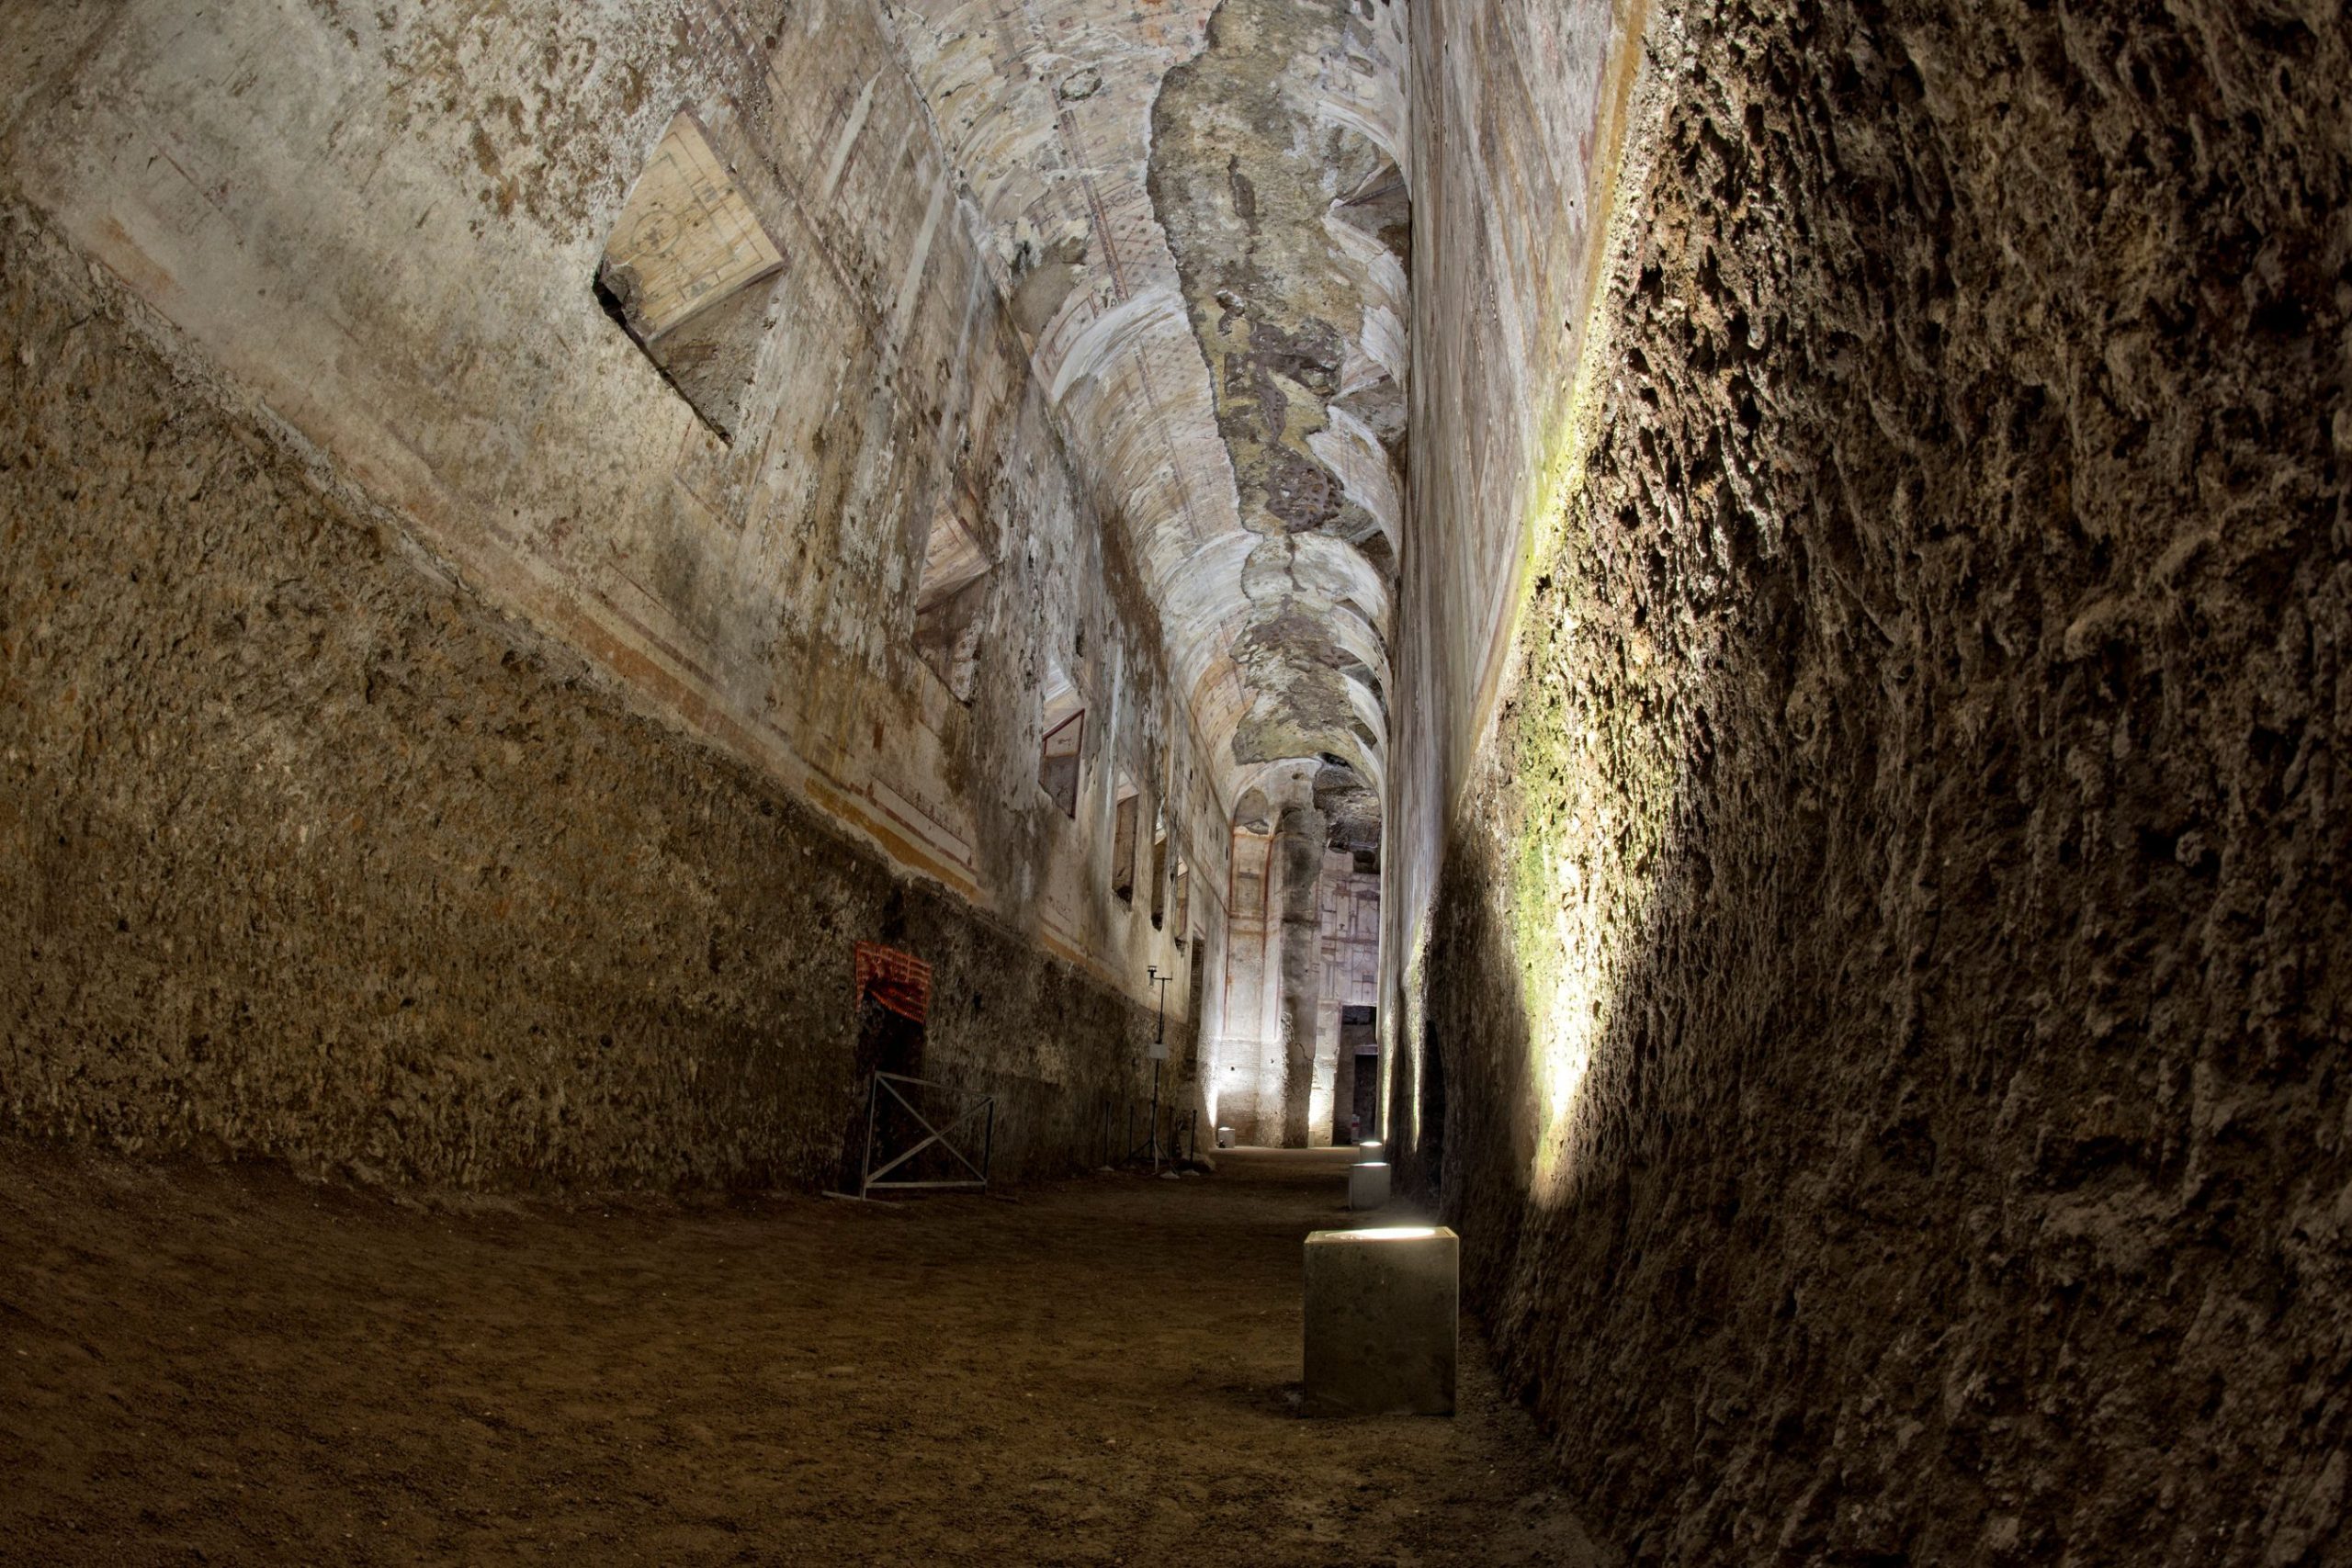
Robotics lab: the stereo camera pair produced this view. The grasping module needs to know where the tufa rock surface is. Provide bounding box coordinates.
[1417,0,2350,1560]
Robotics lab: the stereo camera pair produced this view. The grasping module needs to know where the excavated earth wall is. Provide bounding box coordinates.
[1419,0,2350,1559]
[0,214,1170,1190]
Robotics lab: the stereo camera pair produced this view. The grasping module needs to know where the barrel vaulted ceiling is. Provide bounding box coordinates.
[879,0,1408,846]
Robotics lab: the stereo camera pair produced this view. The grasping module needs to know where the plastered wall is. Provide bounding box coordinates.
[0,0,1219,1186]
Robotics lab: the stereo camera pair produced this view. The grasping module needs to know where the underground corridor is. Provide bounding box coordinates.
[2,0,2346,1562]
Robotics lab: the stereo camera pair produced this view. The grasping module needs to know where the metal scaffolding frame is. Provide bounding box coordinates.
[857,1070,996,1199]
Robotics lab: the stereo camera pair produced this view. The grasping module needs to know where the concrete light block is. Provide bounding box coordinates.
[1216,1125,1235,1148]
[1355,1141,1384,1164]
[1303,1226,1458,1416]
[1348,1160,1392,1210]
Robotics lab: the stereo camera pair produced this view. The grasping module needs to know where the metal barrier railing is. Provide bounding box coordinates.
[859,1071,995,1198]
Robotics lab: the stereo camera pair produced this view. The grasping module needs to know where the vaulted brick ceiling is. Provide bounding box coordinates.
[882,0,1408,845]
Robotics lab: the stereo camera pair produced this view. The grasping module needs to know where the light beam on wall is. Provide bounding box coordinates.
[1501,171,1680,1208]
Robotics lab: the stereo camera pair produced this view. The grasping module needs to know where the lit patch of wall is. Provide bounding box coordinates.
[1490,176,1682,1200]
[1382,0,1651,1198]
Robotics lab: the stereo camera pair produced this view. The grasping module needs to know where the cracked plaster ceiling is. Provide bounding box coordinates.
[881,0,1408,850]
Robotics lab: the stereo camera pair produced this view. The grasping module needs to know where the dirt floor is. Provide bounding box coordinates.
[0,1143,1615,1566]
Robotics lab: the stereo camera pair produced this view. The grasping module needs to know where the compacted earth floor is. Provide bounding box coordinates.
[0,1142,1613,1566]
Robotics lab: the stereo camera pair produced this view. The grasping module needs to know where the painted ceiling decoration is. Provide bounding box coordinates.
[880,0,1408,850]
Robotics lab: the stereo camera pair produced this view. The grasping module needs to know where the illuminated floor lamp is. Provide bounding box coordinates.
[1303,1224,1459,1416]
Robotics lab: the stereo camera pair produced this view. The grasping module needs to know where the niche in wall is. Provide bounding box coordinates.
[1038,663,1084,818]
[1170,853,1190,950]
[1149,804,1168,930]
[912,513,990,702]
[596,110,786,442]
[1112,779,1140,902]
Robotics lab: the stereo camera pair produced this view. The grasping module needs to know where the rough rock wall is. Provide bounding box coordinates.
[1417,0,2350,1559]
[0,213,1172,1189]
